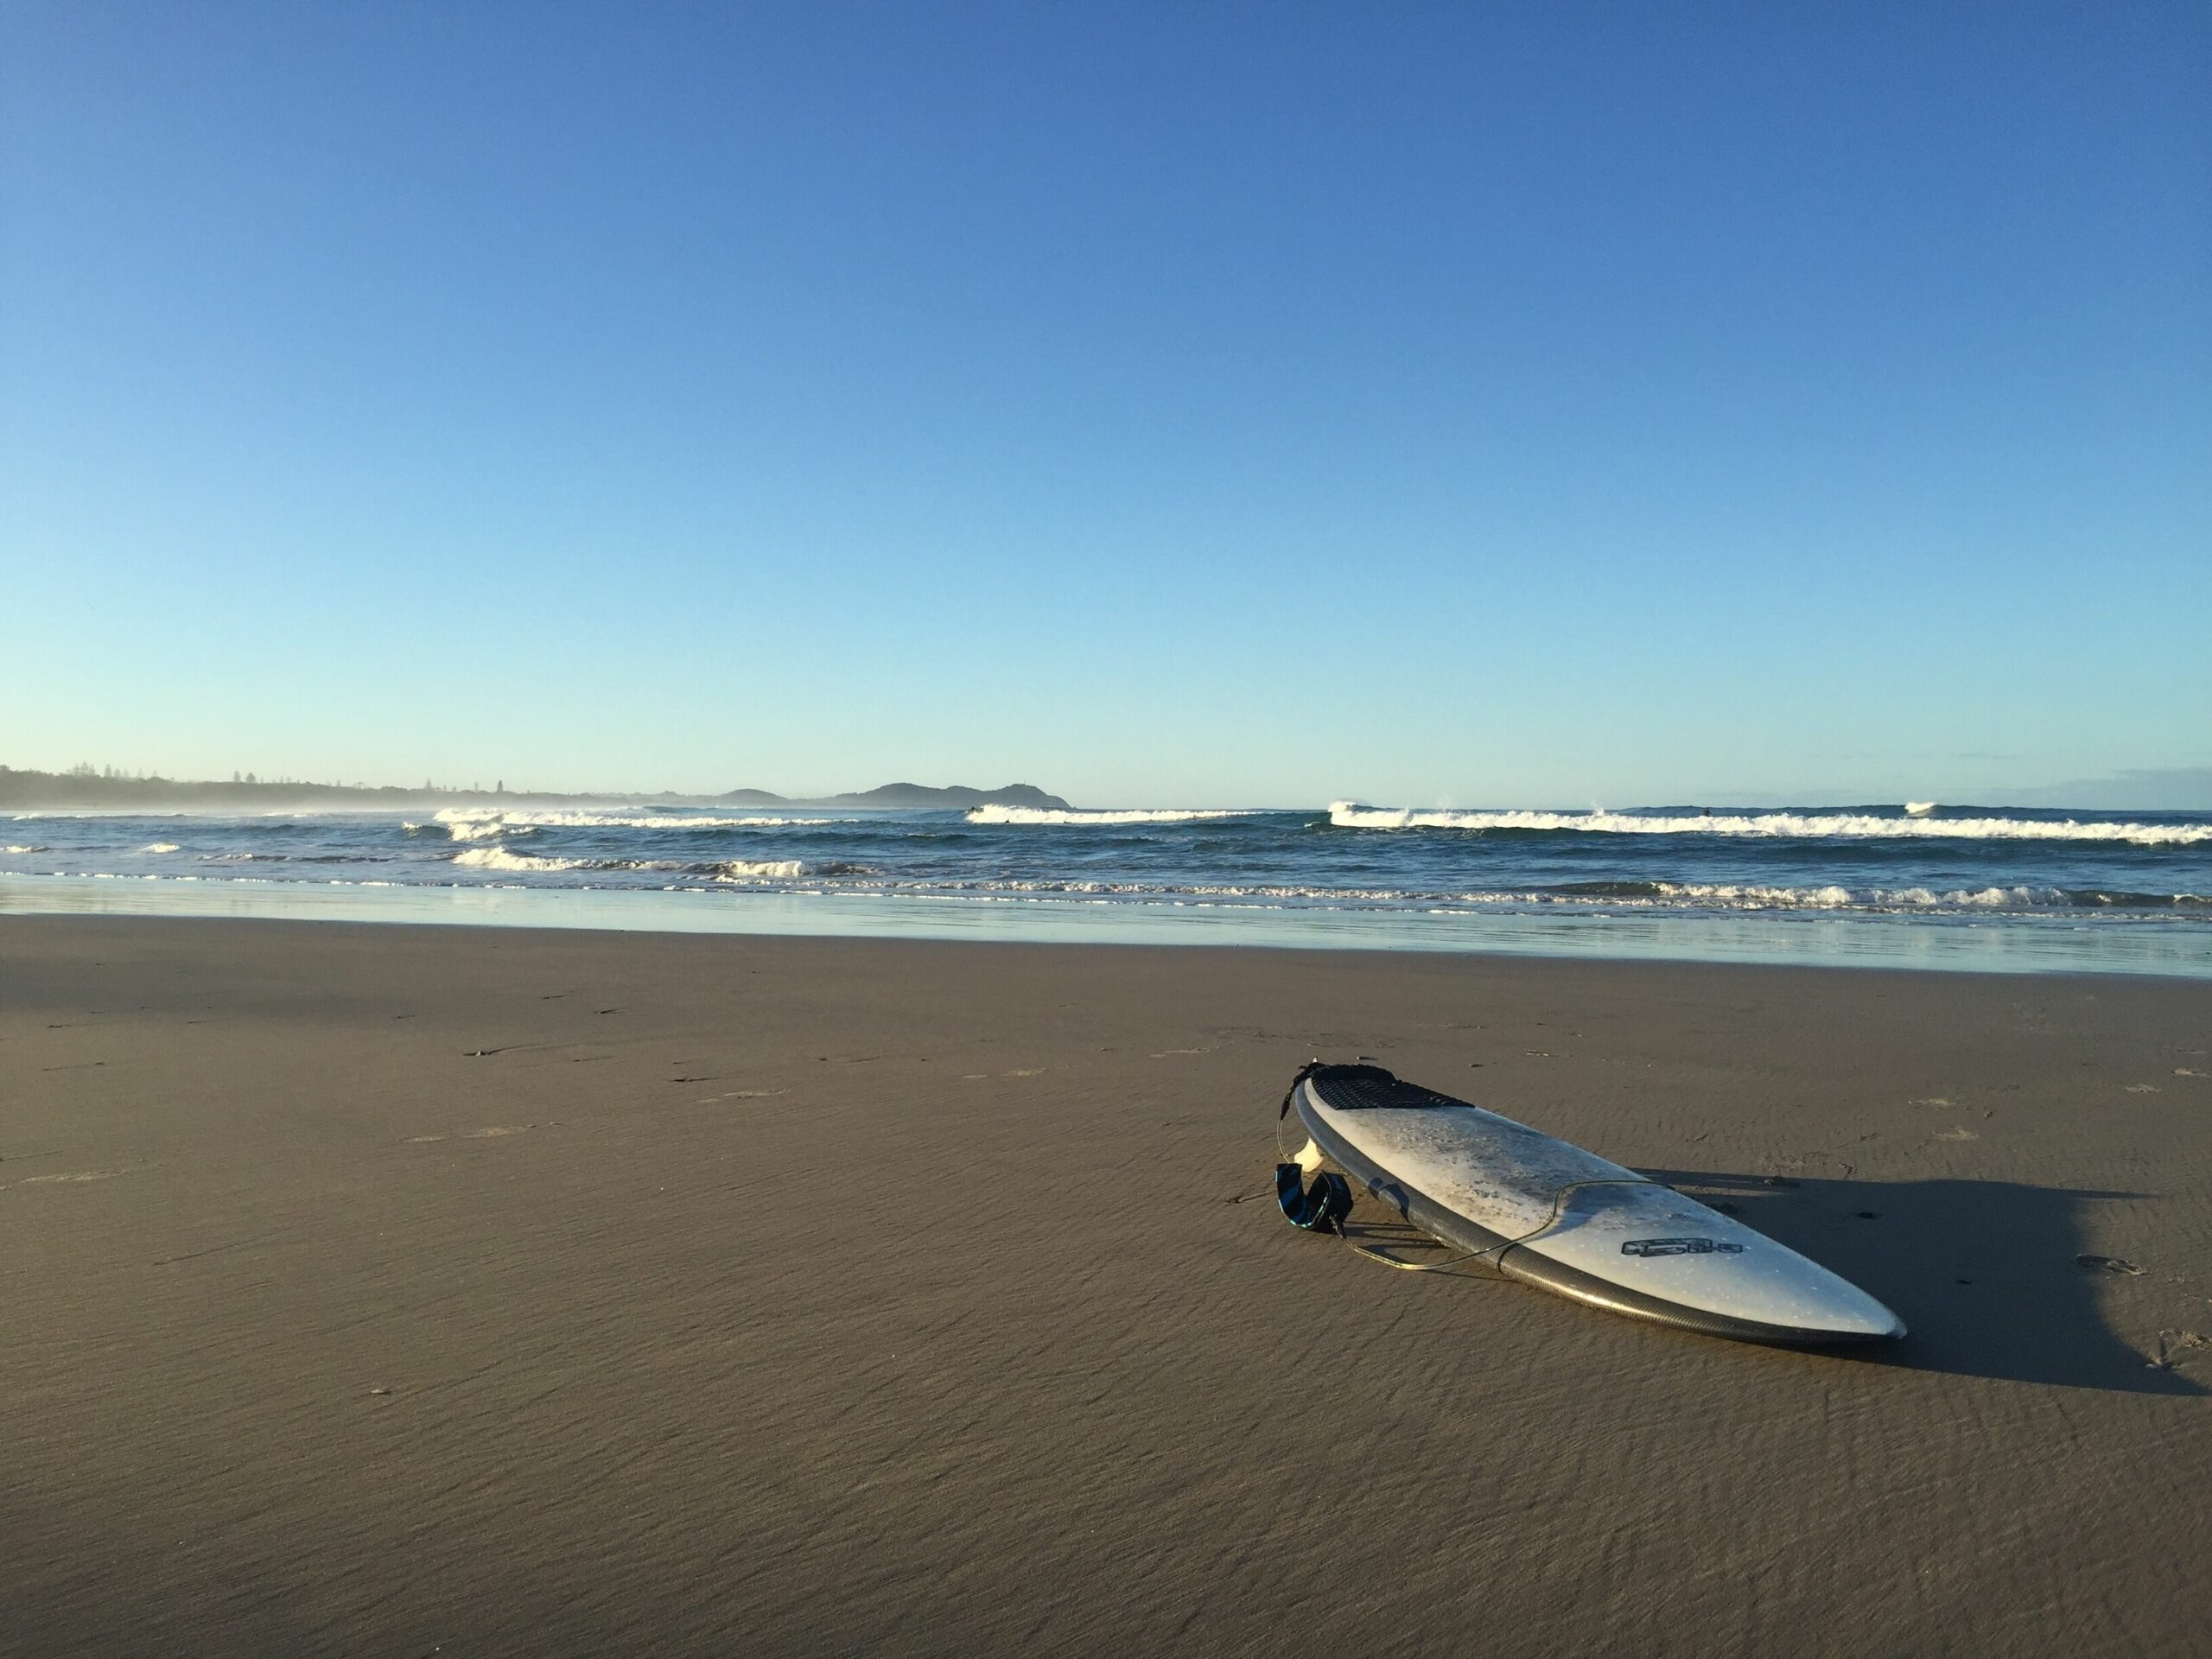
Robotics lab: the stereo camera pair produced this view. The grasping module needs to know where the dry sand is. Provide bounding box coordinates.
[4,915,2209,1656]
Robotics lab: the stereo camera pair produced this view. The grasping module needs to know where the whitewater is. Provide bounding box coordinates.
[1326,803,2212,846]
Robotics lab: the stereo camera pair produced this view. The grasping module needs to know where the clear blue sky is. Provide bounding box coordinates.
[3,2,2205,806]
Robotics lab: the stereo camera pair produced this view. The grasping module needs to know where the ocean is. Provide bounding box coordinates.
[6,801,2210,976]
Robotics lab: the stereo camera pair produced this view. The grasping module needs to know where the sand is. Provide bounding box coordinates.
[4,914,2209,1656]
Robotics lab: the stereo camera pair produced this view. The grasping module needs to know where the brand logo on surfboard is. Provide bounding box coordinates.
[1621,1237,1745,1257]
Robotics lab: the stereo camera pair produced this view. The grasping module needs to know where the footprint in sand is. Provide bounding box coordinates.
[2176,1069,2204,1078]
[1003,1069,1045,1077]
[696,1090,785,1104]
[1150,1048,1209,1058]
[404,1135,447,1143]
[2125,1084,2161,1095]
[1934,1128,1979,1141]
[2077,1254,2145,1275]
[958,1073,989,1081]
[1914,1096,1955,1108]
[2150,1330,2212,1370]
[464,1126,531,1138]
[19,1171,119,1185]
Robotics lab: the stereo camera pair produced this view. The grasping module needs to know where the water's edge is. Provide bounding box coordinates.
[8,874,2208,978]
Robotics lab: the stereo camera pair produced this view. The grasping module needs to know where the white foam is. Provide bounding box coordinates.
[1650,882,2075,910]
[2,843,41,854]
[601,857,817,879]
[452,846,587,873]
[1904,801,1937,816]
[886,876,1421,901]
[1326,803,2212,846]
[431,816,531,842]
[966,805,1259,825]
[868,878,2164,913]
[139,842,181,854]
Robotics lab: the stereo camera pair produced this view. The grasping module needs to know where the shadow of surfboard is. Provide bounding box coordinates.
[1634,1170,2201,1397]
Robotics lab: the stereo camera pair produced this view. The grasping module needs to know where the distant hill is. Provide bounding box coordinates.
[0,766,1071,813]
[817,783,1070,810]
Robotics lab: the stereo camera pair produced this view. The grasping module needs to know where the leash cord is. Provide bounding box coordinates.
[1332,1176,1656,1275]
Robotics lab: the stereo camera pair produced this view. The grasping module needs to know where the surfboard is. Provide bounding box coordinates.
[1287,1064,1904,1346]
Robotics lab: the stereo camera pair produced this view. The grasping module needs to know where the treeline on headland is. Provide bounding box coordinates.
[0,766,1070,813]
[0,764,540,810]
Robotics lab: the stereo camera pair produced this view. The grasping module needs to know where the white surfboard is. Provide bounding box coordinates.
[1290,1065,1904,1346]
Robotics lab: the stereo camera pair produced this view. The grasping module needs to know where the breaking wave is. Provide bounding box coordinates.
[967,805,1260,825]
[594,857,823,880]
[1327,803,2212,847]
[452,846,588,874]
[139,842,181,854]
[408,817,534,842]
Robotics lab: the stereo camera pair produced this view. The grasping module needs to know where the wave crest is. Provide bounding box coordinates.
[1326,803,2211,846]
[966,805,1258,825]
[452,846,588,873]
[709,859,806,880]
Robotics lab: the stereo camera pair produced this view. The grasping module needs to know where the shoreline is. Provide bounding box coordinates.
[8,871,2209,979]
[3,901,2204,987]
[7,913,2210,1654]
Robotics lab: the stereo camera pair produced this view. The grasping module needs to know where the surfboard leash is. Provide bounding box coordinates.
[1224,1060,1333,1205]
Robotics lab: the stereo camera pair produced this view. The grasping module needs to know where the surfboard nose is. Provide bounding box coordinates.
[1605,1243,1907,1343]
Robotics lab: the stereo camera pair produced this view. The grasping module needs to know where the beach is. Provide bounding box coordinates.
[5,913,2209,1656]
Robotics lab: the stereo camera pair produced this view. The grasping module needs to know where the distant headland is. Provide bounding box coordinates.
[0,765,1071,813]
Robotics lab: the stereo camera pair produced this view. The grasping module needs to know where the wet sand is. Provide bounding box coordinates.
[4,915,2209,1656]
